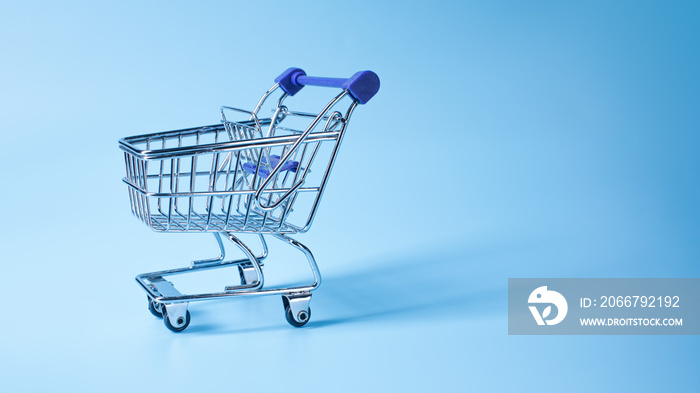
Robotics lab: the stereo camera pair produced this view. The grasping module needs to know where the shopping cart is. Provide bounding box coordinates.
[119,68,379,332]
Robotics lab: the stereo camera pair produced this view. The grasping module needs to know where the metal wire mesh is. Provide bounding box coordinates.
[122,112,343,234]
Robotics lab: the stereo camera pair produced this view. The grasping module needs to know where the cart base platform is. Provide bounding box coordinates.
[137,232,320,332]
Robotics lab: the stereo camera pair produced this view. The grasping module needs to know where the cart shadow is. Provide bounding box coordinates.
[186,243,505,335]
[308,248,503,328]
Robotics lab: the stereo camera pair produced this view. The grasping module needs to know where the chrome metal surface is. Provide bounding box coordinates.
[254,91,348,212]
[119,86,353,235]
[122,76,369,331]
[135,232,320,302]
[223,232,264,290]
[238,262,258,286]
[147,276,184,298]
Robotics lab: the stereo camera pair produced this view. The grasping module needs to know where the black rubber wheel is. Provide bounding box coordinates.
[285,306,310,327]
[148,297,163,318]
[162,308,191,332]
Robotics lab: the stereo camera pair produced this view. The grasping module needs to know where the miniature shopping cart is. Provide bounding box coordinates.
[119,68,379,332]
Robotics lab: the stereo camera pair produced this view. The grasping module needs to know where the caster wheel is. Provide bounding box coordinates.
[147,297,163,318]
[162,308,191,333]
[285,306,311,327]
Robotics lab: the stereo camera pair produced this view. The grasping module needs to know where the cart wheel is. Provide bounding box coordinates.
[285,306,311,327]
[147,297,163,318]
[162,308,191,333]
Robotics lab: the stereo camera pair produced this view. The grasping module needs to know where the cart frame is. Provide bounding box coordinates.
[119,68,379,331]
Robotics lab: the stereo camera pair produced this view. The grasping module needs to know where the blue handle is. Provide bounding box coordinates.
[275,68,380,104]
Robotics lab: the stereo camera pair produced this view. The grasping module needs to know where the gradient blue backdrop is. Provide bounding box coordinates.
[1,1,698,391]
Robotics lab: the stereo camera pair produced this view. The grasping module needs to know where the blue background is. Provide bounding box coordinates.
[1,1,698,391]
